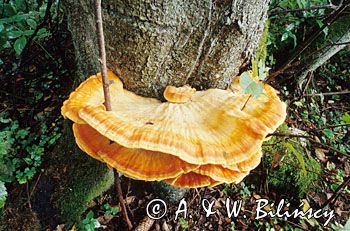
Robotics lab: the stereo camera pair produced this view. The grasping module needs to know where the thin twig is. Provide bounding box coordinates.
[95,0,132,229]
[285,219,308,231]
[327,41,350,46]
[268,132,350,158]
[115,170,133,230]
[316,123,350,130]
[304,90,350,96]
[322,176,350,208]
[269,4,338,16]
[267,132,309,139]
[29,172,42,199]
[26,182,32,212]
[241,94,252,111]
[18,0,54,69]
[309,138,350,158]
[95,0,112,111]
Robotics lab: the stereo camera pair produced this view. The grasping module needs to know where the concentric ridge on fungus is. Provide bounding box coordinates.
[73,123,199,181]
[61,71,287,188]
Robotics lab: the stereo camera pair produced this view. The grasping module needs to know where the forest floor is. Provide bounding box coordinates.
[1,2,350,231]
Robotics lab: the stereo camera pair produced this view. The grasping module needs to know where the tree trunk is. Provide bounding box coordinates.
[63,0,270,97]
[59,0,270,205]
[297,14,350,90]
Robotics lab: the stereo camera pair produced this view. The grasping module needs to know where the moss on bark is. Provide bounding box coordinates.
[53,124,114,225]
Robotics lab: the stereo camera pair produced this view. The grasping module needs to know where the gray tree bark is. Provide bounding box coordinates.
[63,0,270,98]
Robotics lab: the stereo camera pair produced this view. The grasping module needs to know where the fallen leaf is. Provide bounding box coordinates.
[162,221,170,231]
[135,216,154,231]
[253,194,261,199]
[315,148,328,162]
[272,152,283,168]
[97,214,114,224]
[56,224,64,231]
[126,196,135,204]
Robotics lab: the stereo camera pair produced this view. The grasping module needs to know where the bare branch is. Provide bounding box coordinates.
[95,1,133,229]
[95,0,112,111]
[266,3,349,83]
[304,90,350,96]
[268,132,350,158]
[269,4,338,16]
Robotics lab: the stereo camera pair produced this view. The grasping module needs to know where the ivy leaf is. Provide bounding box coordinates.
[7,30,23,39]
[281,31,297,47]
[281,32,289,42]
[26,19,37,28]
[14,36,26,56]
[15,128,29,139]
[286,23,295,31]
[240,72,263,99]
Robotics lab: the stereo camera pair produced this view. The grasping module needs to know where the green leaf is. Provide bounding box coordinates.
[281,32,289,42]
[341,218,350,231]
[323,129,334,139]
[0,163,14,183]
[22,29,34,36]
[341,113,350,124]
[245,83,263,99]
[240,72,263,99]
[26,19,37,28]
[3,4,17,17]
[288,32,297,47]
[239,72,253,89]
[7,30,23,39]
[316,20,328,36]
[15,0,27,11]
[286,23,295,31]
[86,210,94,220]
[0,13,29,24]
[16,128,29,139]
[285,142,306,176]
[14,37,27,56]
[293,101,303,107]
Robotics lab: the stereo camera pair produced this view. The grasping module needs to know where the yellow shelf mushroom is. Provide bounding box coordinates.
[62,71,286,188]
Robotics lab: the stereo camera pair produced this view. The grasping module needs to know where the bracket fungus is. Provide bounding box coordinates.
[62,71,286,188]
